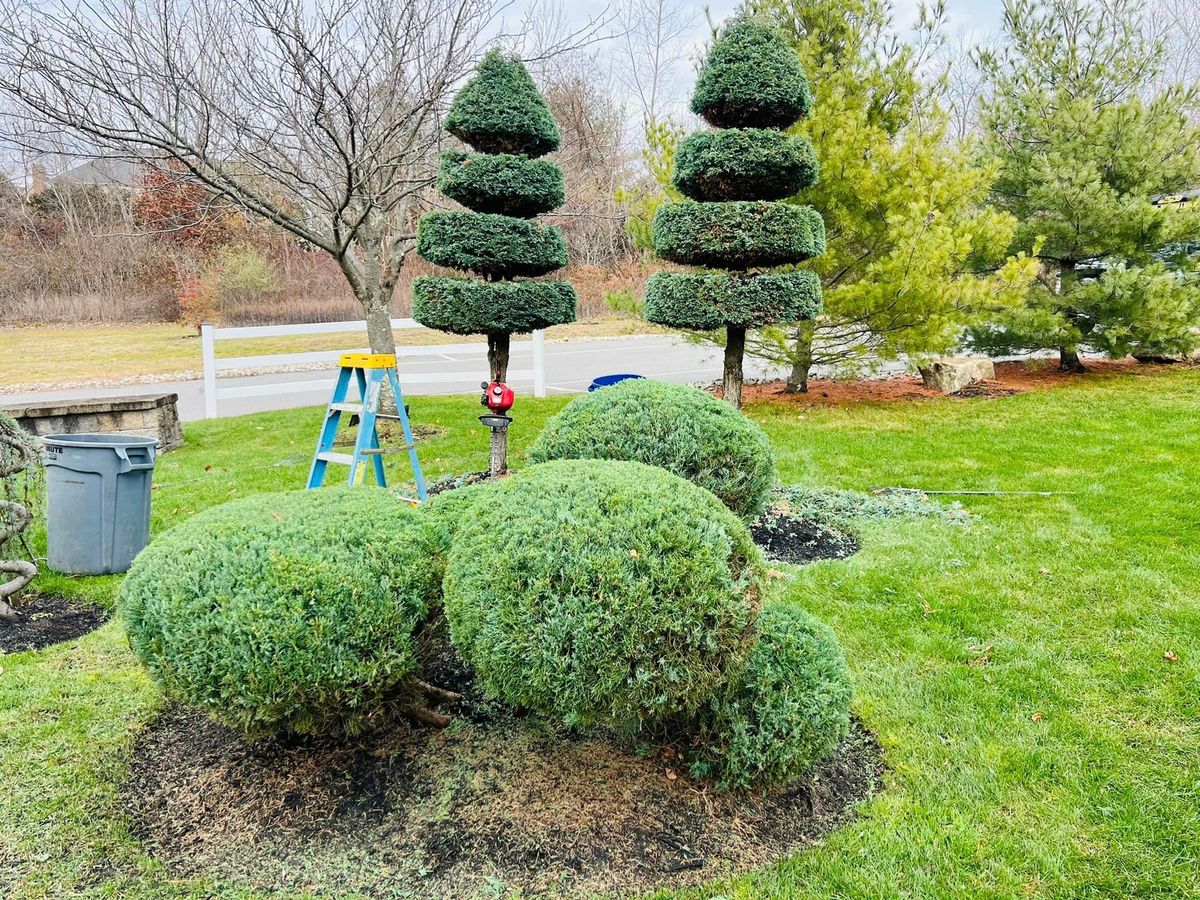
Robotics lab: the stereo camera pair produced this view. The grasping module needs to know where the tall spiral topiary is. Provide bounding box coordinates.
[646,19,825,408]
[413,50,576,474]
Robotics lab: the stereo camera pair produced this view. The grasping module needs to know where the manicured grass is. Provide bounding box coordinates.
[0,318,660,390]
[3,369,1199,898]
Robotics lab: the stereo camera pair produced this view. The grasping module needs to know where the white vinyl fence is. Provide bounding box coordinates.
[200,318,546,419]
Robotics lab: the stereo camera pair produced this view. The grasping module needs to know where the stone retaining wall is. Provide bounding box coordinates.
[2,394,184,452]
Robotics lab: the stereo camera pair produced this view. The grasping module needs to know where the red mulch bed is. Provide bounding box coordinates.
[736,359,1188,407]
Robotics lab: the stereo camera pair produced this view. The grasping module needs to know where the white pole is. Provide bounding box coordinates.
[532,329,546,398]
[200,323,218,419]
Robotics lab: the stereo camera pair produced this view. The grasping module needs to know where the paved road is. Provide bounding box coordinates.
[1,334,804,422]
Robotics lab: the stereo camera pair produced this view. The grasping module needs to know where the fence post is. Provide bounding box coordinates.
[532,329,546,398]
[200,323,218,419]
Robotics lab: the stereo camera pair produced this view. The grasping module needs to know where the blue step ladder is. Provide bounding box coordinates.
[306,353,428,501]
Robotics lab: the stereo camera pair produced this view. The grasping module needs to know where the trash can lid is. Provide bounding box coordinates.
[587,373,644,392]
[42,433,159,449]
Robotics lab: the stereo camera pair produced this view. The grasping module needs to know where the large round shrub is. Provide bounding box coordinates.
[443,460,768,731]
[692,601,852,790]
[118,488,444,738]
[527,379,776,520]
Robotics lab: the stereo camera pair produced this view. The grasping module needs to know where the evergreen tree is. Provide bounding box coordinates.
[973,0,1200,370]
[647,19,824,408]
[413,51,576,472]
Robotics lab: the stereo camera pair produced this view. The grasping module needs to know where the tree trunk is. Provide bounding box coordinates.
[723,325,746,409]
[487,333,511,381]
[364,298,397,357]
[486,333,511,478]
[785,322,815,394]
[1059,345,1085,372]
[1056,261,1085,373]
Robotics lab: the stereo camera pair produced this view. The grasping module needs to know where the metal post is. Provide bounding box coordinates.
[200,323,218,419]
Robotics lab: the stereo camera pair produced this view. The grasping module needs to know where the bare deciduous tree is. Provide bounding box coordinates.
[0,0,597,354]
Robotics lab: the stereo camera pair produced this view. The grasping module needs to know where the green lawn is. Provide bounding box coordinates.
[3,369,1199,898]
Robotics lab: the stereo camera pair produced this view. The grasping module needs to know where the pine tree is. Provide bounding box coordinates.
[413,50,576,473]
[974,0,1200,370]
[645,19,824,408]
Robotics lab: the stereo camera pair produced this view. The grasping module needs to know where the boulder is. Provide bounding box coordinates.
[919,358,996,394]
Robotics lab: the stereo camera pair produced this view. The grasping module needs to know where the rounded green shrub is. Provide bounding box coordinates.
[446,50,560,157]
[443,460,767,731]
[691,20,813,129]
[527,378,777,520]
[644,270,821,331]
[672,129,818,201]
[417,211,568,278]
[437,150,564,217]
[652,201,826,269]
[693,601,852,790]
[118,488,444,738]
[412,276,576,335]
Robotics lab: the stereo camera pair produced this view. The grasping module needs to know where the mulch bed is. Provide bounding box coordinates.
[0,594,108,653]
[751,515,860,566]
[123,644,882,899]
[735,358,1189,407]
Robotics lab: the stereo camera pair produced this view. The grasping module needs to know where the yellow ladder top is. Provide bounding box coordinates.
[339,352,396,369]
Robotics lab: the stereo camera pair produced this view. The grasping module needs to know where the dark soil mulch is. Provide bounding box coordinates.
[751,515,860,565]
[123,649,883,898]
[0,594,108,653]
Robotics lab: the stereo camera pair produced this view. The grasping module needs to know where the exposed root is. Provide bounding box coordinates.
[411,678,462,704]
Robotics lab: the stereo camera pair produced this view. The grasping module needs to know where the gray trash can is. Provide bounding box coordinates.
[43,433,157,575]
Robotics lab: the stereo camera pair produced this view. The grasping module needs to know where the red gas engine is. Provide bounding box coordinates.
[479,380,514,429]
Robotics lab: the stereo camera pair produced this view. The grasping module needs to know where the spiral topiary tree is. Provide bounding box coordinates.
[646,19,825,408]
[413,50,576,475]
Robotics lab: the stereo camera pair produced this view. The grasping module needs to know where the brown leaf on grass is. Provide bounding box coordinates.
[1164,650,1179,662]
[665,769,677,781]
[1031,712,1045,722]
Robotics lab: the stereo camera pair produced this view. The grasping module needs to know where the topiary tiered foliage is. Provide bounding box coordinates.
[647,20,825,408]
[413,51,576,473]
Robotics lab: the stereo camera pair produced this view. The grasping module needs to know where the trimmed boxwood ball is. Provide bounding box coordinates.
[672,129,818,202]
[118,488,444,738]
[443,460,768,731]
[692,601,852,791]
[653,201,826,269]
[527,378,777,520]
[690,20,813,129]
[644,270,822,331]
[446,50,560,157]
[418,211,568,278]
[437,150,564,217]
[412,276,576,335]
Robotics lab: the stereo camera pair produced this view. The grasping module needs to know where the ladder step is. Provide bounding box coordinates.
[328,402,363,415]
[316,452,357,465]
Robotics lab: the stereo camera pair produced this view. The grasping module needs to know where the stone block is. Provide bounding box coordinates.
[919,357,996,394]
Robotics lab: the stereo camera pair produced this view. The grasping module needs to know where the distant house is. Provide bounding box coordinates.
[25,157,140,200]
[48,157,139,190]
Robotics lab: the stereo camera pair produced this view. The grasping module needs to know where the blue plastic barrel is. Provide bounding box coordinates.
[587,373,644,392]
[43,433,157,575]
